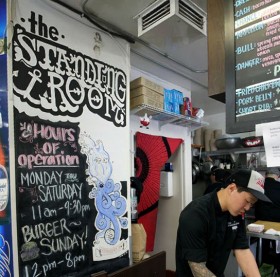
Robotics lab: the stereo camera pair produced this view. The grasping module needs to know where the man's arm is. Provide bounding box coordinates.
[234,249,261,277]
[188,261,216,277]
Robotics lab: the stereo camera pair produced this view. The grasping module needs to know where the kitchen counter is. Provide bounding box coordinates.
[247,220,280,265]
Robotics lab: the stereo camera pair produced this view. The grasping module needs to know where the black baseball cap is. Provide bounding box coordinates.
[226,169,271,203]
[266,167,280,176]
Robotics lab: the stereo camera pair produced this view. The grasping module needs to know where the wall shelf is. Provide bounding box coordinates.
[203,146,265,157]
[131,104,208,131]
[201,146,267,172]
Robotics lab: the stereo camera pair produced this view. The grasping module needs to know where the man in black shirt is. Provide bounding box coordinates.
[255,167,280,221]
[255,167,280,273]
[176,169,271,277]
[203,168,231,195]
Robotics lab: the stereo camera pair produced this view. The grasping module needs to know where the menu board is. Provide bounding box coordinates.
[225,0,280,133]
[14,110,94,276]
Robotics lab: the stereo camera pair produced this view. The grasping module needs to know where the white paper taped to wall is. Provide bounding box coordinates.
[256,121,280,167]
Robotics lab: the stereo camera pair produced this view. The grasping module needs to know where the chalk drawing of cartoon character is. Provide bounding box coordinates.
[79,133,128,246]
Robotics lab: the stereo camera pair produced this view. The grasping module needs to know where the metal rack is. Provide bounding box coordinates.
[203,146,265,157]
[131,104,208,131]
[202,146,267,171]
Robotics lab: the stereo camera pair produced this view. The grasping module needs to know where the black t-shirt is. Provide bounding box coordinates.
[203,181,224,195]
[176,191,249,277]
[255,177,280,222]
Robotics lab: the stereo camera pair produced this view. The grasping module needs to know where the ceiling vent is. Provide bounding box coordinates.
[135,0,207,43]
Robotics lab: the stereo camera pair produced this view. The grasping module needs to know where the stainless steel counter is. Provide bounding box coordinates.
[246,220,280,265]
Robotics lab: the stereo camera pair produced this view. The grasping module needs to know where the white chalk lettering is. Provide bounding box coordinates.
[20,171,63,186]
[40,232,85,255]
[21,218,71,242]
[38,183,83,202]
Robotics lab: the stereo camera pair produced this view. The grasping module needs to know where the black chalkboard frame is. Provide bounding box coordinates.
[224,0,280,134]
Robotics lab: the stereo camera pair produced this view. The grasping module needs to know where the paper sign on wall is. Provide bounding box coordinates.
[256,121,280,167]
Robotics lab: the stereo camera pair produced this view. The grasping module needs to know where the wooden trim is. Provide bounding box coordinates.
[91,271,108,277]
[108,251,166,277]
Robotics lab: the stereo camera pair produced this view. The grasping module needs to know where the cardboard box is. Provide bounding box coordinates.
[130,85,164,110]
[130,77,164,94]
[130,86,163,102]
[163,89,181,114]
[164,101,174,113]
[130,94,163,110]
[164,89,173,112]
[172,89,183,104]
[164,88,173,102]
[173,103,181,114]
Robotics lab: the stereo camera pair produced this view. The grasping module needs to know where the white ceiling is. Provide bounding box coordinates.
[56,0,225,116]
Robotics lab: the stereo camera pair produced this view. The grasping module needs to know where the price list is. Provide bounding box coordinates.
[234,0,280,120]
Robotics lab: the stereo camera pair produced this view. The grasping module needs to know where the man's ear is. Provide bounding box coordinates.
[228,183,237,192]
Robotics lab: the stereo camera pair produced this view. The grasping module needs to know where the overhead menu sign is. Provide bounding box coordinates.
[225,0,280,133]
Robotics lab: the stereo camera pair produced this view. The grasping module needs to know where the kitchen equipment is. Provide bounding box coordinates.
[247,153,259,170]
[192,160,200,184]
[215,136,242,149]
[201,160,214,175]
[242,136,263,147]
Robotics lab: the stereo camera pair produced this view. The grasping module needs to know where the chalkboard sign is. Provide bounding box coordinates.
[14,110,129,276]
[14,110,95,276]
[11,3,130,275]
[225,0,280,133]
